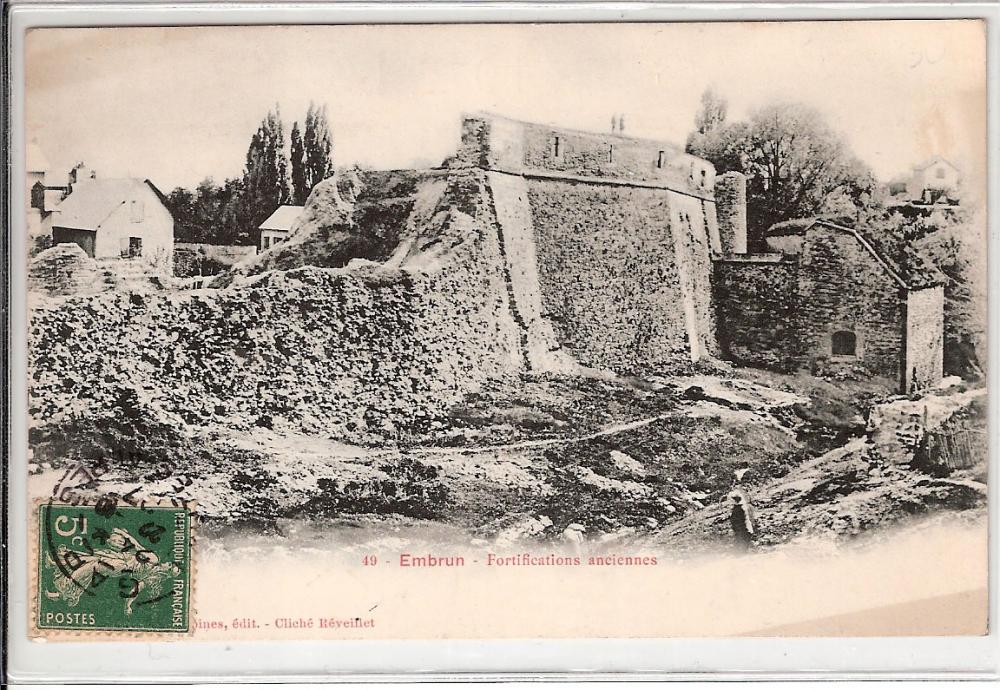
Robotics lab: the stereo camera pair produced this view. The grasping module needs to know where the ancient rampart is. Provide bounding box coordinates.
[29,115,735,440]
[457,114,727,371]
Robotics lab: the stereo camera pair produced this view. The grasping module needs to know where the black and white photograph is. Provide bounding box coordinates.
[18,19,989,641]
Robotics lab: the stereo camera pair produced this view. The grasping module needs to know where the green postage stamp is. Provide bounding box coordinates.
[33,502,193,636]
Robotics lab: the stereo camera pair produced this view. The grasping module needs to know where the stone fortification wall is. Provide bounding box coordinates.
[524,178,717,371]
[457,114,716,199]
[712,256,799,370]
[670,192,719,360]
[458,114,723,372]
[29,170,524,442]
[485,171,576,372]
[905,286,945,391]
[29,113,753,441]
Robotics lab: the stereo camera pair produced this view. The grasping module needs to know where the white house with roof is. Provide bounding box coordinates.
[50,176,174,271]
[905,156,961,202]
[26,142,69,238]
[258,205,304,251]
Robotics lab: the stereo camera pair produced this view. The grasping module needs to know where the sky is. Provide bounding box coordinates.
[24,21,987,192]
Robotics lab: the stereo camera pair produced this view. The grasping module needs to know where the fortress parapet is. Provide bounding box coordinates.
[456,113,717,200]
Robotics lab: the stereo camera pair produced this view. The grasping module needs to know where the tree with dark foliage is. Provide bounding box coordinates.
[241,105,291,237]
[290,121,307,205]
[289,103,334,205]
[687,92,876,249]
[166,187,198,242]
[302,102,335,200]
[166,104,333,245]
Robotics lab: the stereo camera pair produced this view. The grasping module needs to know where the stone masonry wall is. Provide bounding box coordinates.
[525,179,712,372]
[905,286,945,391]
[670,192,719,360]
[712,256,799,370]
[457,114,716,199]
[713,224,931,389]
[715,172,748,254]
[797,226,905,383]
[455,114,723,373]
[485,171,576,372]
[174,243,257,278]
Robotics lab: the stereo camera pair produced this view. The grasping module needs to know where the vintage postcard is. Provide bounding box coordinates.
[22,20,988,641]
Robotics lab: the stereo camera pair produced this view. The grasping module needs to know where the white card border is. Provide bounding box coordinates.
[5,1,998,682]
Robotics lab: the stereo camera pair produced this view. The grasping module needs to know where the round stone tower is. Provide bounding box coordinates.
[715,171,747,254]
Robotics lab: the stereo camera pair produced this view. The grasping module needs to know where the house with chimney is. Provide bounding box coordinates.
[889,156,962,208]
[49,171,174,272]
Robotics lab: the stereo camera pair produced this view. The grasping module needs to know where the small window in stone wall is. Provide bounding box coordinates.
[935,167,946,179]
[31,182,45,210]
[552,136,561,159]
[657,151,665,169]
[831,330,858,357]
[608,145,614,163]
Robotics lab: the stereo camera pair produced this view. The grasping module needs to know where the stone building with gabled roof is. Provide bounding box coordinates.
[50,176,174,272]
[258,204,304,252]
[713,217,945,393]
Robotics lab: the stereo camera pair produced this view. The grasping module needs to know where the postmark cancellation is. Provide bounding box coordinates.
[30,500,193,638]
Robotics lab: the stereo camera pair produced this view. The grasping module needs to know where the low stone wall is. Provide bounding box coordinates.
[712,256,799,370]
[174,243,257,278]
[28,244,103,297]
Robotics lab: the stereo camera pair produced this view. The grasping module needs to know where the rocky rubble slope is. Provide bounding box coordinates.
[654,383,987,550]
[29,169,524,443]
[215,168,451,286]
[28,244,103,297]
[30,361,985,548]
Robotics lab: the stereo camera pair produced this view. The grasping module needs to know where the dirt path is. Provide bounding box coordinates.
[229,410,682,465]
[402,411,679,458]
